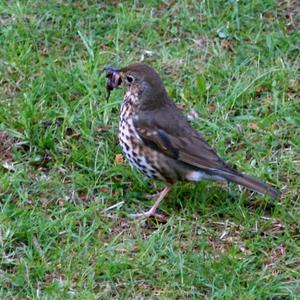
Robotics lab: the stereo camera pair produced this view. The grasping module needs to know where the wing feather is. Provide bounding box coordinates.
[133,104,231,173]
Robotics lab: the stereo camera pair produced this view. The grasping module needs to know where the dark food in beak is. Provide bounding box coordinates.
[103,66,122,101]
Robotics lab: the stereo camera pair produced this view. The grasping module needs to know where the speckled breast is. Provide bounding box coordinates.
[119,92,161,180]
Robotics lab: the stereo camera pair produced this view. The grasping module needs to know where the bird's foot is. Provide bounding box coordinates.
[128,186,171,221]
[128,209,167,221]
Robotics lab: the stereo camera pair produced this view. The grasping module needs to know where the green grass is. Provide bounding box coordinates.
[0,0,299,298]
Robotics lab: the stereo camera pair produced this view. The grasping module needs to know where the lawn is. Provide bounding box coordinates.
[0,0,299,298]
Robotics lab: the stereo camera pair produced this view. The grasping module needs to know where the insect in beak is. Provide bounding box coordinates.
[103,66,122,101]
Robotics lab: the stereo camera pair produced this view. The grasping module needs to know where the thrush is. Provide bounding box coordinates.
[104,63,279,218]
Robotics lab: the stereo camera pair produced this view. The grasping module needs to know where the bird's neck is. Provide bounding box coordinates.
[123,85,169,112]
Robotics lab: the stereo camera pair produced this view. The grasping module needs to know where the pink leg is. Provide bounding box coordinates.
[129,186,171,219]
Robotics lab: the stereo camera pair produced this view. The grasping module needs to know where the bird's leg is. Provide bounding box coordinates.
[129,186,171,219]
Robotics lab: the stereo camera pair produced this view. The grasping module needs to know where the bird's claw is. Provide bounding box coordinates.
[128,210,167,221]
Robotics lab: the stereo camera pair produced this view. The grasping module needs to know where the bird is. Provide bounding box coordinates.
[104,63,279,218]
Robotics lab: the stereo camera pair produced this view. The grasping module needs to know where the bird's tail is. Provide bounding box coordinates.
[221,170,279,199]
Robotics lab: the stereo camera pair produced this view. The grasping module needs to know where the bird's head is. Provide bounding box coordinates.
[104,63,168,109]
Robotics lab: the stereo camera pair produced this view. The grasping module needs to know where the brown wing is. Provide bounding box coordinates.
[133,102,232,174]
[134,102,279,199]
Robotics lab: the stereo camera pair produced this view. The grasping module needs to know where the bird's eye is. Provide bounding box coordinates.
[126,75,134,83]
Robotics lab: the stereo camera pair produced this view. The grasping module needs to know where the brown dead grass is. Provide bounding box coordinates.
[278,0,300,31]
[0,131,15,162]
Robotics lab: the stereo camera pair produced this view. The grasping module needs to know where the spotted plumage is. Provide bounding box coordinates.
[104,63,279,218]
[119,90,162,180]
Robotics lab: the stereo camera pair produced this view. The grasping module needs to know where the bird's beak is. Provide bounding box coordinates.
[103,66,122,101]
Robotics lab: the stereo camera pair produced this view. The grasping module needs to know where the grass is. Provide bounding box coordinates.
[0,0,299,298]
